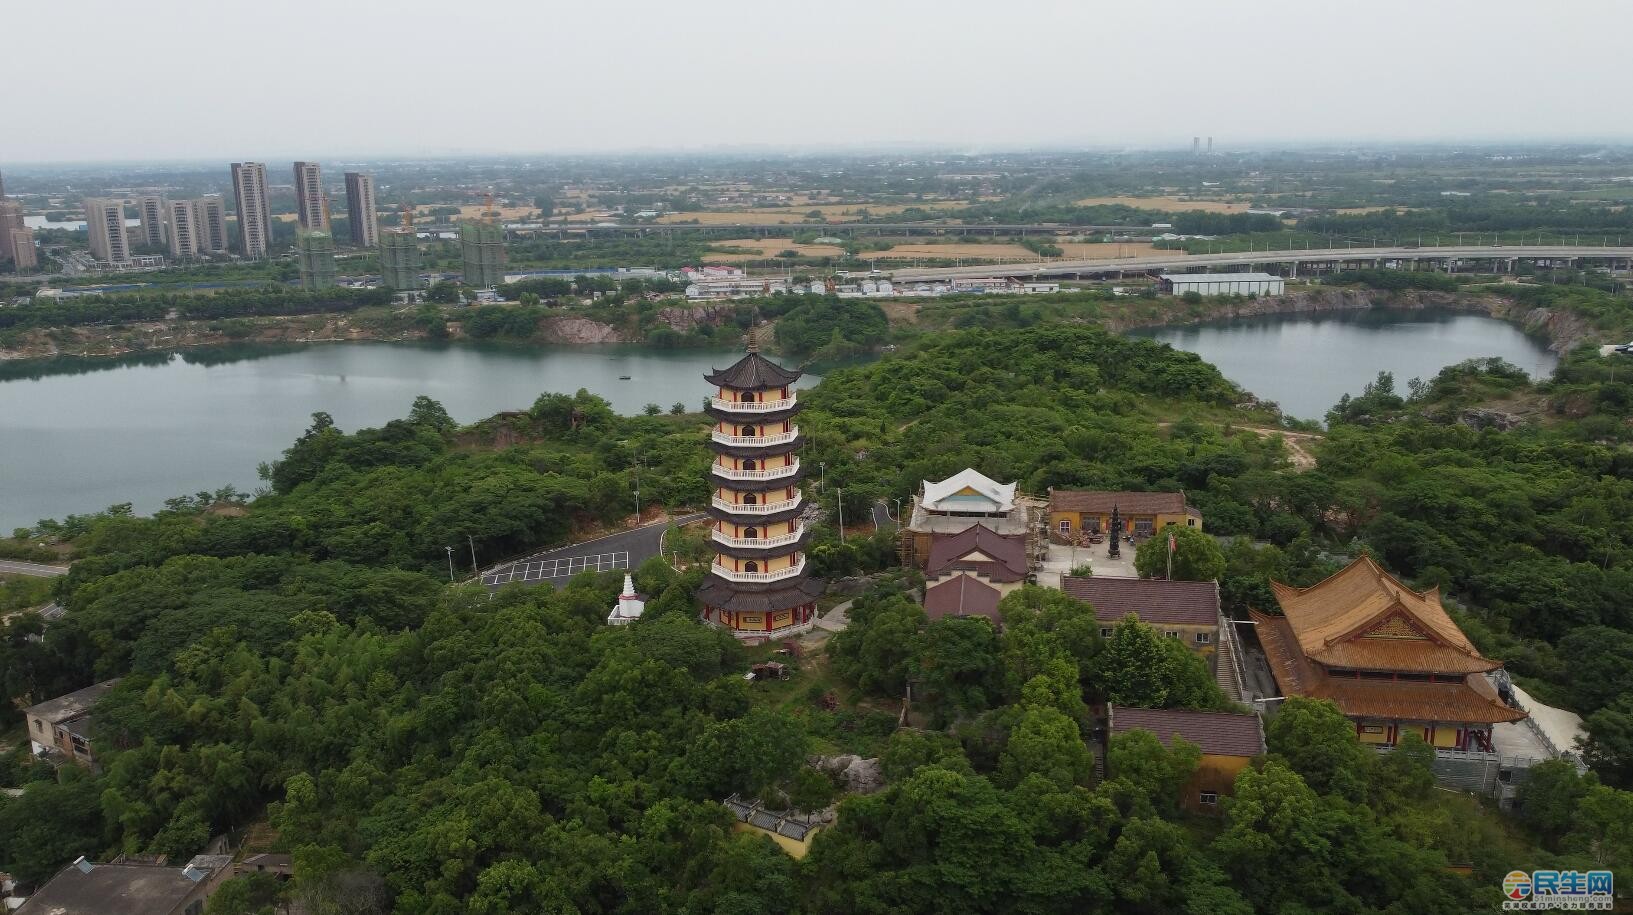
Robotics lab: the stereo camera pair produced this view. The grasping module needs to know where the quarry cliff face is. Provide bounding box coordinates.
[1108,287,1586,353]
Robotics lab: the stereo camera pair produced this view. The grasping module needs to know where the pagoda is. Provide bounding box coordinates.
[696,334,823,639]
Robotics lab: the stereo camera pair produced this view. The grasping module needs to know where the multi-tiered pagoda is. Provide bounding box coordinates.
[696,338,824,639]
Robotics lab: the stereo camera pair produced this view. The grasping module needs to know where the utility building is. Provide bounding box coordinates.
[295,230,337,290]
[459,222,505,288]
[1159,272,1285,297]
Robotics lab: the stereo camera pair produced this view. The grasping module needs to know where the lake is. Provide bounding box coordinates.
[1127,308,1559,421]
[0,309,1563,530]
[0,343,820,531]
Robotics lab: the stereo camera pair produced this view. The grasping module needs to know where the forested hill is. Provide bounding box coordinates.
[2,323,1632,911]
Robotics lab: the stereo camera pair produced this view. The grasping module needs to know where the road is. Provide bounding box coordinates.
[481,513,706,590]
[0,559,70,578]
[889,244,1633,282]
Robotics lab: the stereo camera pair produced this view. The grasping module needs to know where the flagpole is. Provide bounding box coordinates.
[1166,532,1174,580]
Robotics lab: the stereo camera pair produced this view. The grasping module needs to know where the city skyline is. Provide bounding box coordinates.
[3,0,1629,163]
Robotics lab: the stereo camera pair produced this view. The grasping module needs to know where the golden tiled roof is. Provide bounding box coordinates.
[1251,609,1524,725]
[1268,555,1494,674]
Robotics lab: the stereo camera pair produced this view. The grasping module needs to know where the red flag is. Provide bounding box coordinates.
[1168,533,1176,554]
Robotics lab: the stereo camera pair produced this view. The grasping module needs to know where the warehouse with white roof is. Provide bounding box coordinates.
[1159,272,1285,296]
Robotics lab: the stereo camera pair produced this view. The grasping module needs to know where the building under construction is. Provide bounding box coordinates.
[379,231,423,292]
[295,231,338,291]
[459,222,505,288]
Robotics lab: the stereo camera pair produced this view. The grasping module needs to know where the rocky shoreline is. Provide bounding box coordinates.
[0,286,1593,365]
[1102,287,1589,353]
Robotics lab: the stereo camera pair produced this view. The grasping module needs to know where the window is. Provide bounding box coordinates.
[1199,791,1218,806]
[1187,518,1196,527]
[742,459,757,471]
[1100,628,1113,638]
[743,561,759,573]
[1058,519,1071,533]
[1165,630,1179,639]
[741,391,757,403]
[743,494,758,505]
[739,425,756,437]
[743,526,758,539]
[1195,632,1212,645]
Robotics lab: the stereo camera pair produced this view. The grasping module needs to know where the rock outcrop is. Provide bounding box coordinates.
[538,316,624,344]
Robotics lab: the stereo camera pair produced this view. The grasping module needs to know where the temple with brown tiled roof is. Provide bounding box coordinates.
[1250,555,1524,753]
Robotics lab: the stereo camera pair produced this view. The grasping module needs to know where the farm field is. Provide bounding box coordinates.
[1073,194,1253,213]
[701,238,847,261]
[657,200,972,225]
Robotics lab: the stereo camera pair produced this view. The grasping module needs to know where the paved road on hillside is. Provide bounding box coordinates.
[0,559,70,578]
[481,513,707,590]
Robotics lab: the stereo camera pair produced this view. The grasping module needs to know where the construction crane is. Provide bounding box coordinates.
[484,190,497,225]
[399,203,414,234]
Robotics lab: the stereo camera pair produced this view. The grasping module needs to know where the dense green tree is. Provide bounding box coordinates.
[1134,525,1225,581]
[1264,697,1373,801]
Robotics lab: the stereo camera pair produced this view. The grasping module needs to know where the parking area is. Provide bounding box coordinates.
[482,551,630,587]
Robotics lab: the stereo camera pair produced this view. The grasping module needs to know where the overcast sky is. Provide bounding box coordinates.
[5,0,1628,163]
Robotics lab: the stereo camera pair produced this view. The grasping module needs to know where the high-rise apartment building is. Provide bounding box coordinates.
[295,231,337,290]
[293,161,328,231]
[378,231,423,291]
[8,228,36,271]
[166,199,200,258]
[193,195,228,253]
[230,162,272,258]
[84,197,132,264]
[0,200,22,262]
[137,195,167,249]
[459,223,505,287]
[343,172,378,247]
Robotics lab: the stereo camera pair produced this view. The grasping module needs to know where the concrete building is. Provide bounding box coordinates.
[1107,706,1265,813]
[165,198,201,258]
[137,195,167,249]
[1048,489,1201,542]
[8,227,37,270]
[1159,272,1285,297]
[459,222,505,287]
[0,199,30,266]
[295,231,337,290]
[192,195,228,253]
[378,230,423,291]
[84,197,131,264]
[902,468,1028,567]
[25,679,119,767]
[343,171,378,247]
[230,162,272,258]
[292,161,328,231]
[922,525,1030,623]
[1063,576,1221,657]
[17,854,232,915]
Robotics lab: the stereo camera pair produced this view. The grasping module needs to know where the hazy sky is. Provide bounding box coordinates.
[6,0,1628,163]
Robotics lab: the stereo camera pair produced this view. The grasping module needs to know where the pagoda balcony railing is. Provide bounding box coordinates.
[712,460,800,481]
[712,494,803,515]
[712,527,803,549]
[712,558,807,583]
[711,396,796,412]
[711,427,799,447]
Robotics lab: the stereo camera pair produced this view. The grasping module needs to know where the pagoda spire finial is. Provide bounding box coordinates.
[746,324,759,353]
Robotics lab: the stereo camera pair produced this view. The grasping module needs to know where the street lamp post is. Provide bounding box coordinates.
[836,487,845,543]
[468,535,479,577]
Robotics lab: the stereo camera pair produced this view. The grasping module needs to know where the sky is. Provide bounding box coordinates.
[5,0,1630,163]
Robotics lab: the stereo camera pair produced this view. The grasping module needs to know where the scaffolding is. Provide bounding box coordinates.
[459,222,505,288]
[295,231,337,291]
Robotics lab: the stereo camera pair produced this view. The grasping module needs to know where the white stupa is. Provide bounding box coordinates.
[607,574,645,626]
